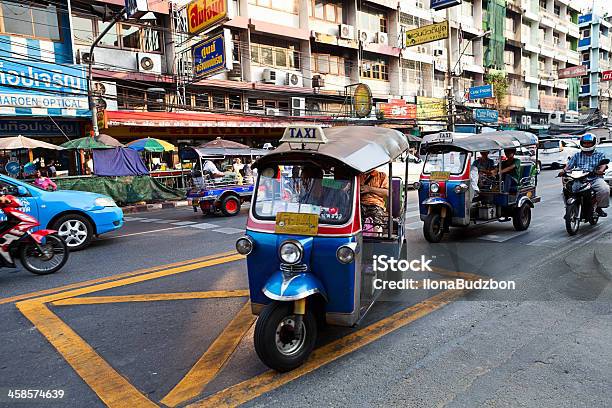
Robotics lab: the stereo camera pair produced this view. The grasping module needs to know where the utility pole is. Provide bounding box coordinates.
[87,7,126,137]
[446,9,455,132]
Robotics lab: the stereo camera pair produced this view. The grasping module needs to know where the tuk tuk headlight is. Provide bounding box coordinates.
[413,181,421,190]
[336,245,356,264]
[279,240,303,264]
[235,236,253,255]
[430,182,440,193]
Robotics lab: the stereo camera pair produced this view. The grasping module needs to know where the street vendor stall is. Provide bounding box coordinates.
[0,135,64,178]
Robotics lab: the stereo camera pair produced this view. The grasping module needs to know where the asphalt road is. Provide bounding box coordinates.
[1,169,611,407]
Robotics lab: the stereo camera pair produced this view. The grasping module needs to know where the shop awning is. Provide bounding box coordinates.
[104,111,329,128]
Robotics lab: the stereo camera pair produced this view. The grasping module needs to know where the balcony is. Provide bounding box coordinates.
[580,84,590,94]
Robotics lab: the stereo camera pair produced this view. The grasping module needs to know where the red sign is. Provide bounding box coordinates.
[558,65,587,79]
[187,0,227,35]
[602,70,612,82]
[379,100,417,119]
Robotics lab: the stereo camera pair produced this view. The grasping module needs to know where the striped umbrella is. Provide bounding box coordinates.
[127,138,175,152]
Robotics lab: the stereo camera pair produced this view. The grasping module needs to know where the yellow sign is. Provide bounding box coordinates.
[430,171,450,181]
[417,96,447,121]
[275,212,319,236]
[405,21,449,47]
[353,83,372,118]
[187,0,227,35]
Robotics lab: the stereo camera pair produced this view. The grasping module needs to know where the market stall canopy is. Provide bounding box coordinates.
[0,135,64,150]
[60,137,113,150]
[180,146,270,160]
[128,138,176,152]
[200,137,249,149]
[97,134,125,147]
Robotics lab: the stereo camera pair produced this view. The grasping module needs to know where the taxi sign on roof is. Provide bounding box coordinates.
[280,126,328,145]
[431,132,453,143]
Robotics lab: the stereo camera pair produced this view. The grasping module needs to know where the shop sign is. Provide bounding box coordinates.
[312,32,337,46]
[473,108,499,123]
[0,61,89,116]
[187,0,228,35]
[601,70,612,82]
[353,83,372,118]
[0,118,81,137]
[192,33,232,79]
[378,100,417,119]
[468,84,494,100]
[430,0,462,11]
[405,21,449,47]
[416,97,447,121]
[540,95,568,112]
[558,65,587,79]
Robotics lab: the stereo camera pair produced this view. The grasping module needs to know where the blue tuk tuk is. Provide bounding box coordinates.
[417,131,540,242]
[235,126,410,371]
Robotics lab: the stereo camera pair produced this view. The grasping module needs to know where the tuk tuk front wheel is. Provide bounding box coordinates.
[423,213,444,243]
[254,301,317,372]
[220,195,241,216]
[512,204,532,231]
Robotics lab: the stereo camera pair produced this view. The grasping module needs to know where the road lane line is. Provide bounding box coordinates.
[189,289,468,408]
[103,225,193,239]
[26,254,245,305]
[0,251,239,305]
[162,302,257,407]
[17,301,158,408]
[51,290,250,306]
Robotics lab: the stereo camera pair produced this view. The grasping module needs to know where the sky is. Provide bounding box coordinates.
[587,0,612,15]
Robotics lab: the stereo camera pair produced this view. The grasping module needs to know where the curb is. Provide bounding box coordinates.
[121,200,190,214]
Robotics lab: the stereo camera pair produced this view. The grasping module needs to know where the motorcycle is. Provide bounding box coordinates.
[561,158,610,236]
[0,195,68,275]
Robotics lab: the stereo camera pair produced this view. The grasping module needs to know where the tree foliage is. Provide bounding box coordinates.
[485,72,509,110]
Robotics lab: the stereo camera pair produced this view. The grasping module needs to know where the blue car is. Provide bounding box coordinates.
[0,174,124,250]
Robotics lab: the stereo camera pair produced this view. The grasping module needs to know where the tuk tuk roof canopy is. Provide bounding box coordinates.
[255,126,410,173]
[421,131,538,151]
[180,146,270,160]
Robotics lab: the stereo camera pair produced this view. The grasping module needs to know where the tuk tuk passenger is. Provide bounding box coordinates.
[360,169,389,230]
[493,148,521,192]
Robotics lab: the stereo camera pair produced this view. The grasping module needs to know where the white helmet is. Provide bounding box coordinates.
[580,133,596,152]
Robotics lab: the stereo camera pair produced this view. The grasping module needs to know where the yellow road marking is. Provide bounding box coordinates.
[162,301,257,407]
[52,290,250,306]
[25,254,245,305]
[189,289,467,408]
[431,267,483,281]
[0,251,238,305]
[17,301,158,408]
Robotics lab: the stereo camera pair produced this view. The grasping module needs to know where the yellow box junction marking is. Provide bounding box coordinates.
[51,290,250,306]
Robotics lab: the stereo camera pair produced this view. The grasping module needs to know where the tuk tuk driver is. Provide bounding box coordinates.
[360,169,389,228]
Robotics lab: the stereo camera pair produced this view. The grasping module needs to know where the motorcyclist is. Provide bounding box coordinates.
[559,133,610,217]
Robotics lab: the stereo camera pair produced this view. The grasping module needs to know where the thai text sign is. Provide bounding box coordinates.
[558,65,587,79]
[416,97,447,121]
[405,21,449,47]
[187,0,227,35]
[601,70,612,82]
[192,34,227,78]
[379,100,416,119]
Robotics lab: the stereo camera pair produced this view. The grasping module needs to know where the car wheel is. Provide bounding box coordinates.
[52,214,93,251]
[220,195,241,216]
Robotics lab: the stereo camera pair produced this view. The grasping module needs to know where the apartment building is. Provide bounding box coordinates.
[578,12,612,116]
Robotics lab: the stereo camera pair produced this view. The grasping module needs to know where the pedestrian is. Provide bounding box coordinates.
[47,160,57,177]
[33,170,57,191]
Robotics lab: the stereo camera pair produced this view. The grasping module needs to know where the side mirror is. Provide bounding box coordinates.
[16,186,28,196]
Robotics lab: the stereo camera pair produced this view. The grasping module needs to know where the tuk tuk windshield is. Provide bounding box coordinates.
[423,151,467,175]
[254,165,353,224]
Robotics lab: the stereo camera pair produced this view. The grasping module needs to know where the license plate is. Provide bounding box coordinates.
[430,171,450,181]
[275,212,319,236]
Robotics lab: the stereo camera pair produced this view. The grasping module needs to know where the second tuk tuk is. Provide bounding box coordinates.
[417,131,541,243]
[235,125,410,371]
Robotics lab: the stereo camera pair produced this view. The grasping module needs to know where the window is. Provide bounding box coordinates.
[554,4,560,16]
[312,53,345,76]
[539,0,547,11]
[360,58,388,80]
[311,0,344,24]
[117,86,146,110]
[248,0,298,13]
[581,51,590,62]
[211,93,225,110]
[462,1,473,17]
[504,50,515,66]
[434,72,445,88]
[72,15,95,45]
[80,16,164,53]
[359,5,388,33]
[195,93,210,109]
[505,17,515,33]
[228,94,242,110]
[0,1,60,40]
[553,32,560,46]
[581,29,590,39]
[538,27,546,43]
[539,57,546,71]
[251,43,300,69]
[581,76,589,86]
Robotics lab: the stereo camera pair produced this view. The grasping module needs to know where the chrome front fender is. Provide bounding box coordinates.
[263,271,328,301]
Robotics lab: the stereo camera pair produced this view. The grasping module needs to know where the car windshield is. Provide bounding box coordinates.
[253,165,353,225]
[423,151,467,175]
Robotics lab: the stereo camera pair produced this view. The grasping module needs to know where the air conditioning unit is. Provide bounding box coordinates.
[137,53,162,75]
[91,81,118,111]
[262,68,277,84]
[286,72,303,87]
[312,75,325,89]
[359,30,372,44]
[77,50,94,64]
[266,108,280,116]
[433,49,443,57]
[376,32,388,44]
[291,97,306,116]
[339,24,355,40]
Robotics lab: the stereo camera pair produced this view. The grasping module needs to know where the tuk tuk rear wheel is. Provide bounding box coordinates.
[254,301,317,372]
[512,204,531,231]
[220,195,241,216]
[423,213,444,243]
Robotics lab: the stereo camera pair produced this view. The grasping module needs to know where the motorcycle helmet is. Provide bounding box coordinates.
[580,133,596,152]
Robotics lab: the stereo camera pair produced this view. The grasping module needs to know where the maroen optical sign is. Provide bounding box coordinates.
[192,34,230,79]
[405,21,449,47]
[187,0,228,35]
[602,70,612,82]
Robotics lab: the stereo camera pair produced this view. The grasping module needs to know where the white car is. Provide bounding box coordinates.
[596,142,612,189]
[379,153,424,187]
[537,138,580,170]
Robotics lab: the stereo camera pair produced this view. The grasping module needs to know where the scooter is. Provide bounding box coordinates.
[0,195,68,275]
[561,159,610,236]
